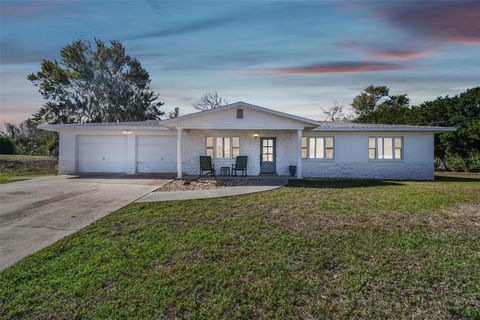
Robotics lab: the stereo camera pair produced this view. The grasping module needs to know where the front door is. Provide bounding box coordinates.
[260,137,276,174]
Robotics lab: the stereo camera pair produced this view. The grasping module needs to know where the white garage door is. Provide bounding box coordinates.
[77,136,127,173]
[137,135,177,173]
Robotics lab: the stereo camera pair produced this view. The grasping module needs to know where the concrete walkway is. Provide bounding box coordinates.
[137,179,287,202]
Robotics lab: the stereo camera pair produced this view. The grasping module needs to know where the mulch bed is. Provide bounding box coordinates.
[156,178,261,192]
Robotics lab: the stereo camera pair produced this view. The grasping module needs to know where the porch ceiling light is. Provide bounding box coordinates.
[123,130,132,134]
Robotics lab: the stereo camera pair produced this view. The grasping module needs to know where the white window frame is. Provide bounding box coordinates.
[206,136,240,159]
[301,136,334,160]
[369,136,403,160]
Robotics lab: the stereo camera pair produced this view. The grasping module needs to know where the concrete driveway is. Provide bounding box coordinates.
[0,175,171,270]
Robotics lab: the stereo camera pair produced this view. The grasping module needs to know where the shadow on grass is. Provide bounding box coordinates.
[287,179,405,189]
[434,175,480,183]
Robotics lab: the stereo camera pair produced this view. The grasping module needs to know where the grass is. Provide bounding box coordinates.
[1,173,479,319]
[0,154,57,184]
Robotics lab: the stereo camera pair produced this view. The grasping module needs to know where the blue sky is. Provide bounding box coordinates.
[1,0,479,124]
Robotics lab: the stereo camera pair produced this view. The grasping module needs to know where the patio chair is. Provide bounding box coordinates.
[232,156,248,176]
[199,156,216,180]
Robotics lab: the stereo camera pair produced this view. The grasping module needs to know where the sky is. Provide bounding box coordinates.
[1,0,479,124]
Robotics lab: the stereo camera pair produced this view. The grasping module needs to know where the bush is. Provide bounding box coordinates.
[0,135,15,154]
[443,151,480,172]
[466,151,480,172]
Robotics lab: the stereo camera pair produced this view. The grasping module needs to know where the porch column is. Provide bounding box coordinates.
[296,129,303,179]
[177,127,183,179]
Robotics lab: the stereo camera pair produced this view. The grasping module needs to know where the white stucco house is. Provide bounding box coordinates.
[39,101,455,180]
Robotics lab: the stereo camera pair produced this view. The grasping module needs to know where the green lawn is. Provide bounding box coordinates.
[0,155,57,184]
[1,173,479,319]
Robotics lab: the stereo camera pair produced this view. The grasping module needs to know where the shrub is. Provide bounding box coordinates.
[445,154,468,172]
[466,151,480,172]
[0,135,15,154]
[443,151,480,172]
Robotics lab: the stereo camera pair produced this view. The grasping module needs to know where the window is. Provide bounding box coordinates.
[301,137,308,159]
[206,137,214,157]
[236,108,244,119]
[302,137,334,159]
[232,137,240,158]
[369,137,403,160]
[216,137,226,158]
[207,137,239,158]
[262,138,274,161]
[325,137,334,159]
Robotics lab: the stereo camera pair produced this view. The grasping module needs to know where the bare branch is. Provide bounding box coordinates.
[321,103,349,121]
[192,92,228,111]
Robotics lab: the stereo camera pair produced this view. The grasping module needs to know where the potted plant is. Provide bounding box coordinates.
[288,165,297,177]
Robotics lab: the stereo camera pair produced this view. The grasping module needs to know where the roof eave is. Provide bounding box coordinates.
[37,124,171,131]
[311,127,457,132]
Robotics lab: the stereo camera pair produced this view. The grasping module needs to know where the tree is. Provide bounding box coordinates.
[351,85,389,118]
[192,92,228,111]
[168,107,180,119]
[409,87,480,171]
[0,135,15,154]
[321,103,350,121]
[351,85,410,124]
[3,123,18,141]
[28,39,164,124]
[1,119,58,155]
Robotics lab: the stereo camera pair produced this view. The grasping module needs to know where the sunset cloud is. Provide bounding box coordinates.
[378,1,480,46]
[265,61,409,75]
[337,41,435,61]
[1,1,478,125]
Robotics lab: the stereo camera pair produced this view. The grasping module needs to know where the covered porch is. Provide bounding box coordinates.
[175,128,304,179]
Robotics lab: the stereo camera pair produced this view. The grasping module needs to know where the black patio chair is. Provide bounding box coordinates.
[232,156,248,176]
[199,156,216,180]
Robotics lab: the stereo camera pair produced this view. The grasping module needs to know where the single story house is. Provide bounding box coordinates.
[39,101,455,180]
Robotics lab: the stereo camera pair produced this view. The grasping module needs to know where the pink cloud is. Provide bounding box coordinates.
[337,41,435,61]
[364,48,435,61]
[265,62,410,75]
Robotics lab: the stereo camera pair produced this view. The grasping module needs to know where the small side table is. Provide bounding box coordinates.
[220,166,230,176]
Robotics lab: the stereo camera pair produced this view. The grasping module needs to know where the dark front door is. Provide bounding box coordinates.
[260,137,276,174]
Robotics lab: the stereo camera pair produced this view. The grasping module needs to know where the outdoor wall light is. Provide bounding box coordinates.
[253,134,259,138]
[123,130,132,134]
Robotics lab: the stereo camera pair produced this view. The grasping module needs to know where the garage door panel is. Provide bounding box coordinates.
[137,136,176,173]
[77,136,127,173]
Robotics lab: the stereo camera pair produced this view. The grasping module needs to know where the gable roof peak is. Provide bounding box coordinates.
[160,101,320,127]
